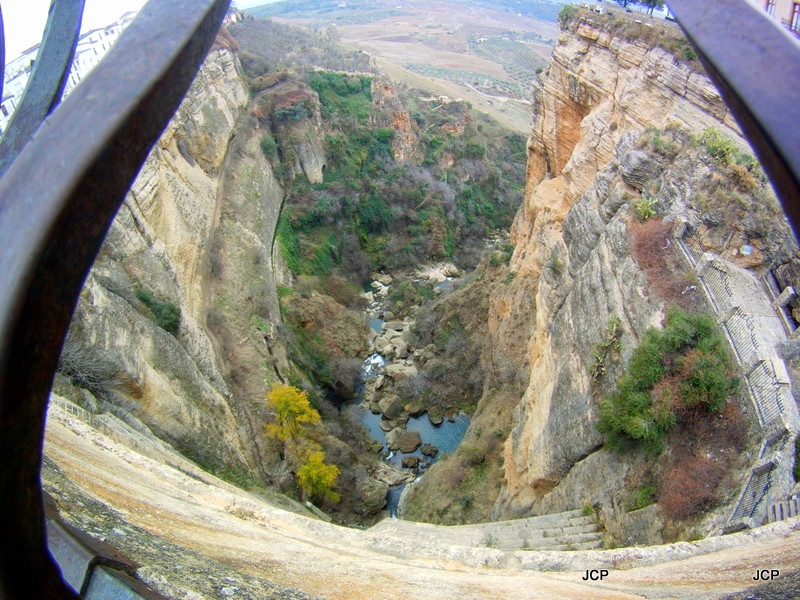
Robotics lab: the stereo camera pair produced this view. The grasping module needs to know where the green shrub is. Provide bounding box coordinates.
[598,307,738,453]
[135,288,181,336]
[794,435,800,482]
[699,127,738,166]
[276,211,301,274]
[628,484,656,511]
[558,4,578,27]
[260,134,279,159]
[548,248,563,277]
[590,316,622,381]
[274,100,310,121]
[634,195,657,221]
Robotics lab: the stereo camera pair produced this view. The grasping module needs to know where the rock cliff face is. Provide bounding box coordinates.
[56,47,287,474]
[487,11,793,534]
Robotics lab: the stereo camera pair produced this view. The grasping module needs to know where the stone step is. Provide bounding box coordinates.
[524,539,605,552]
[368,510,601,553]
[492,532,604,551]
[449,519,596,542]
[449,509,587,532]
[482,524,599,544]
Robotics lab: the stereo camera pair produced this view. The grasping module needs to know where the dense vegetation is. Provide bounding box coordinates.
[277,70,525,278]
[598,307,739,453]
[230,17,527,282]
[265,384,341,504]
[135,288,181,336]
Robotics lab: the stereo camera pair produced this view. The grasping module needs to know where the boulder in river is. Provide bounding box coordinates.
[427,406,444,426]
[370,461,415,485]
[374,336,391,352]
[385,363,418,379]
[402,456,420,469]
[386,427,403,451]
[379,395,405,419]
[383,329,402,342]
[420,444,439,458]
[406,403,426,417]
[353,477,389,515]
[397,431,422,453]
[393,338,409,359]
[383,321,406,332]
[442,264,460,277]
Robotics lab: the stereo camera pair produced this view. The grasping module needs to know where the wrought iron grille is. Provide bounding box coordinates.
[0,1,230,597]
[0,0,797,597]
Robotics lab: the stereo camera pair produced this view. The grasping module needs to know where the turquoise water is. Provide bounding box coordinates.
[359,408,470,458]
[367,317,383,333]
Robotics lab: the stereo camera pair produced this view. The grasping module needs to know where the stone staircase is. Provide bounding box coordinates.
[369,509,603,552]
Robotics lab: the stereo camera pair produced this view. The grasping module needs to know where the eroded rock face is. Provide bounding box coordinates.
[60,49,262,472]
[527,18,742,207]
[490,14,791,525]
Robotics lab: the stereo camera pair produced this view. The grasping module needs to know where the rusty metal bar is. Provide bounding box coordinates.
[0,0,85,178]
[0,0,230,598]
[668,0,800,239]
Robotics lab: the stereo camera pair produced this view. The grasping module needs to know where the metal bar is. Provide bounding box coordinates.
[0,0,230,597]
[0,0,86,177]
[0,6,6,102]
[668,0,800,240]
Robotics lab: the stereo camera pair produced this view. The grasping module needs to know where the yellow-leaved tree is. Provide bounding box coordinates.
[265,384,320,442]
[265,384,342,504]
[296,449,341,503]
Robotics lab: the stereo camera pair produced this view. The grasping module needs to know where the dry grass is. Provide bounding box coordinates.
[657,400,748,522]
[658,454,726,519]
[629,218,700,311]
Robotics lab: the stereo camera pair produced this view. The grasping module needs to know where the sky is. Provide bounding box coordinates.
[3,0,148,61]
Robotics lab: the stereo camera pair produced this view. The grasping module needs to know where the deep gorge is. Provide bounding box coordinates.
[46,6,800,589]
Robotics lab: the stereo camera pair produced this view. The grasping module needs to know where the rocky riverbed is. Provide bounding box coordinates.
[354,264,470,512]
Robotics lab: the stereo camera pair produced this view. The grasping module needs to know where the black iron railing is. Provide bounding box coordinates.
[0,0,797,598]
[0,1,229,598]
[668,0,800,238]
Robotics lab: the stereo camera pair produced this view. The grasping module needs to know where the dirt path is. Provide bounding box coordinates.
[43,407,800,600]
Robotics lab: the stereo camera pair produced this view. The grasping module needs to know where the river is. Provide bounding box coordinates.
[355,279,470,517]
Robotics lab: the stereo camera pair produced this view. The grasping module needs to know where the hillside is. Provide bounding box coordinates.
[245,0,563,133]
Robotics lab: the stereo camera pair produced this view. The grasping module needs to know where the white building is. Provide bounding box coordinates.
[1,12,137,137]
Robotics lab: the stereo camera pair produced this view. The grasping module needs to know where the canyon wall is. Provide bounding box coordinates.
[55,46,287,474]
[488,11,793,535]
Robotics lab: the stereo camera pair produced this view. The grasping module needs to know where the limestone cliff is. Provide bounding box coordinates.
[486,10,795,539]
[55,46,287,474]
